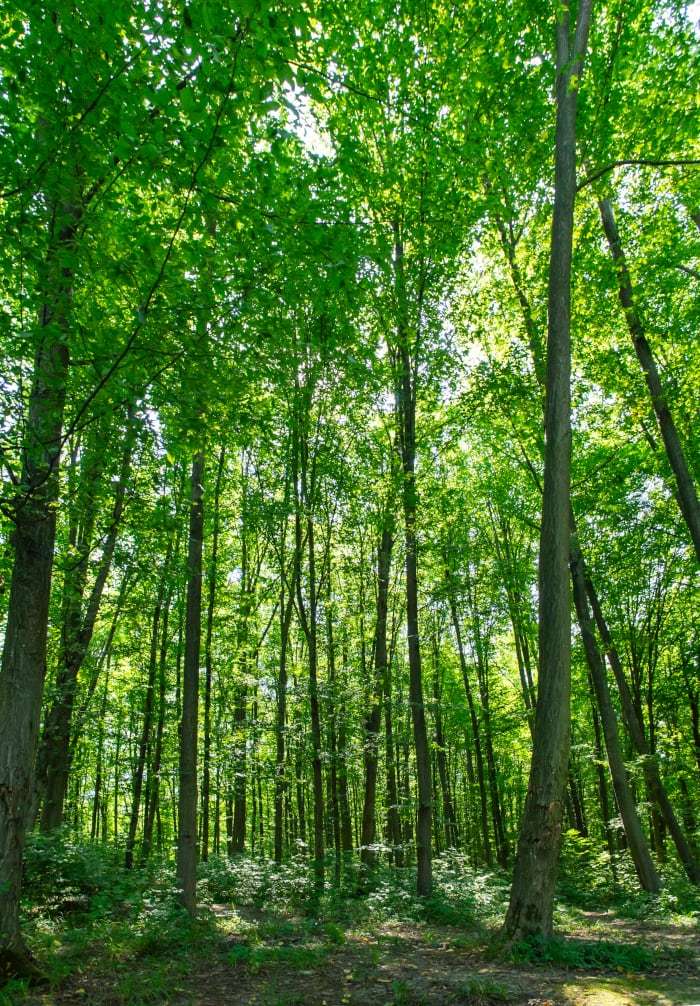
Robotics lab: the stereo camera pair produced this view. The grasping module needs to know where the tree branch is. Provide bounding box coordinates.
[578,158,700,191]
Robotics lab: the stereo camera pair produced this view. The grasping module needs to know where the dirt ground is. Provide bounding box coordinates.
[21,908,700,1006]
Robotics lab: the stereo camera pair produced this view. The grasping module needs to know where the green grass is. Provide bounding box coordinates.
[2,839,697,1006]
[228,941,329,972]
[455,976,512,1004]
[390,978,428,1005]
[510,934,657,971]
[0,980,30,1006]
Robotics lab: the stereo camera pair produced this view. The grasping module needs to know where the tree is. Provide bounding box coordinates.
[504,0,593,940]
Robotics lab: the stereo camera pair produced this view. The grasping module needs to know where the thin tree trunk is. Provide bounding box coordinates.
[384,622,403,867]
[467,575,508,868]
[177,451,205,915]
[586,576,700,885]
[432,638,459,849]
[598,196,700,562]
[569,533,660,890]
[360,523,394,869]
[142,580,173,862]
[336,643,353,860]
[40,410,135,831]
[392,224,432,897]
[125,592,163,868]
[447,585,492,866]
[293,379,325,892]
[91,664,110,842]
[274,567,295,864]
[201,446,225,862]
[231,523,250,855]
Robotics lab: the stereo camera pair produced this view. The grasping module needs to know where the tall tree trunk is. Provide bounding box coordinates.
[491,81,665,899]
[274,564,296,864]
[91,664,110,842]
[39,411,135,831]
[293,377,325,892]
[360,522,394,869]
[126,538,173,868]
[598,196,700,562]
[467,574,508,868]
[177,451,205,915]
[295,504,324,888]
[431,637,459,849]
[384,617,403,867]
[447,584,492,866]
[336,638,353,859]
[392,225,432,897]
[327,670,342,880]
[588,675,618,879]
[505,0,592,940]
[0,195,79,977]
[201,446,225,862]
[142,576,174,862]
[125,587,164,868]
[231,514,251,855]
[569,533,660,890]
[586,576,700,885]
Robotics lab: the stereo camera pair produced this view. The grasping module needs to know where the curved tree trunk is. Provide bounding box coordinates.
[598,196,700,562]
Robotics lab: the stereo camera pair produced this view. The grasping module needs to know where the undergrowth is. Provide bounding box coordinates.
[0,831,695,1004]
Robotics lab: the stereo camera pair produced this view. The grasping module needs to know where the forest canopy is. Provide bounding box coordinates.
[0,1,699,1001]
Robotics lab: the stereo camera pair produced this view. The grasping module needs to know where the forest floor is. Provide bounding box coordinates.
[5,844,700,1006]
[14,904,700,1006]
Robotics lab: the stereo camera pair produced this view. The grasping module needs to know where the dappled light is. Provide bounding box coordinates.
[1,1,699,1003]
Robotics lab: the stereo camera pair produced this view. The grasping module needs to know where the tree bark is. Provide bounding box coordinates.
[569,536,660,890]
[505,0,592,940]
[274,558,296,864]
[177,451,205,915]
[598,196,700,562]
[392,225,433,897]
[431,636,459,849]
[141,572,175,862]
[0,195,79,977]
[292,368,325,892]
[384,610,403,866]
[201,446,225,862]
[447,580,492,866]
[39,411,134,830]
[360,522,394,869]
[125,594,162,868]
[586,576,700,885]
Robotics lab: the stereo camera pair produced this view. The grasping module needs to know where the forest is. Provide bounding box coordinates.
[0,1,699,1004]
